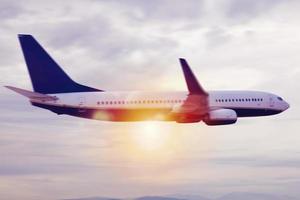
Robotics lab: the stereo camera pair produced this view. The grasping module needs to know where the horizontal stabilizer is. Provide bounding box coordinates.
[5,86,58,101]
[179,58,208,96]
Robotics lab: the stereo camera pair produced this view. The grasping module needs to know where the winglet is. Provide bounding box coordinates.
[179,58,208,96]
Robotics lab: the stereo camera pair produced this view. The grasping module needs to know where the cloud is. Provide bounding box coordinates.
[212,155,300,168]
[225,0,287,21]
[0,0,300,199]
[0,0,24,20]
[103,0,204,22]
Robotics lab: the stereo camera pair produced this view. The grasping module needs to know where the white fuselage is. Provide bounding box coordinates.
[30,90,289,122]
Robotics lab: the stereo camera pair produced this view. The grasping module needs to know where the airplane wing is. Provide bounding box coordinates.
[5,86,58,101]
[172,59,209,122]
[172,94,208,114]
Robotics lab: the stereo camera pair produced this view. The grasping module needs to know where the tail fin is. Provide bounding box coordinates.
[18,34,102,94]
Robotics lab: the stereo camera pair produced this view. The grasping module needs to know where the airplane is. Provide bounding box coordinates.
[5,34,290,125]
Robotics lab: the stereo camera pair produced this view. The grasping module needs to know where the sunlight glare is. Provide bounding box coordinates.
[133,122,170,151]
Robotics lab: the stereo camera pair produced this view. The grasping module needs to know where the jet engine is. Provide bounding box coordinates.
[203,109,237,125]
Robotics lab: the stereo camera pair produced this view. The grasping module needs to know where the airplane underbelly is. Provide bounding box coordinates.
[92,107,173,121]
[32,102,174,121]
[232,108,282,117]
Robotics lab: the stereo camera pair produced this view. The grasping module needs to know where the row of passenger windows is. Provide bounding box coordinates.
[215,98,263,103]
[95,98,264,105]
[96,99,183,105]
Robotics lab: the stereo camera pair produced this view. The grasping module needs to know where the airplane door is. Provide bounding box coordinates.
[269,95,275,108]
[78,96,86,113]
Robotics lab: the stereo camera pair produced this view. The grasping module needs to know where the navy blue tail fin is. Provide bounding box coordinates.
[18,34,102,94]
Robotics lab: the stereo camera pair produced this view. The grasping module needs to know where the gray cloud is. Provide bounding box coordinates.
[0,0,24,20]
[0,0,300,199]
[204,27,232,49]
[212,156,300,168]
[225,0,288,22]
[103,0,204,22]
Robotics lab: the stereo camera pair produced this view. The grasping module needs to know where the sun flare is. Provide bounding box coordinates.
[132,122,171,151]
[108,122,189,165]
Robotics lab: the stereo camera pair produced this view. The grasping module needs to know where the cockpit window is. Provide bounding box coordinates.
[277,97,283,101]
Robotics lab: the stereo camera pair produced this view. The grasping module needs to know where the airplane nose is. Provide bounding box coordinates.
[284,101,290,110]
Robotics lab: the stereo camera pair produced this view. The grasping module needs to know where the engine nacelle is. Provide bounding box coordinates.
[203,109,237,125]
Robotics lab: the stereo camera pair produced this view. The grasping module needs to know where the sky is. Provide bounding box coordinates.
[0,0,300,199]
